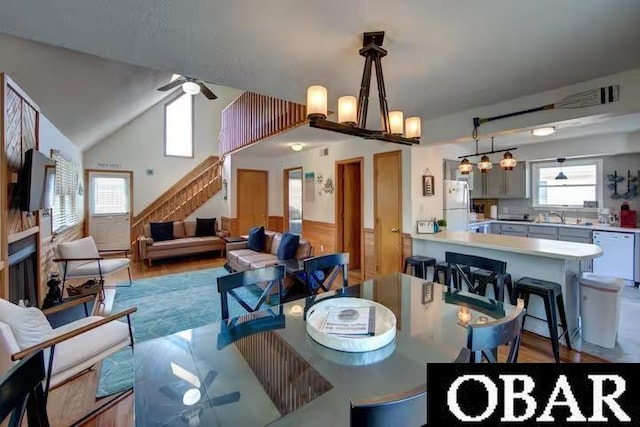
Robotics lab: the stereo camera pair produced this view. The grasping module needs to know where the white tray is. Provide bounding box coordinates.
[306,297,397,353]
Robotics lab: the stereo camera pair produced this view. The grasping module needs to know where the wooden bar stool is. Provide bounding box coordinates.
[514,277,571,363]
[403,256,436,280]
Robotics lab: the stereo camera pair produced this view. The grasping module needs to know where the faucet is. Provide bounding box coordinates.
[549,210,566,224]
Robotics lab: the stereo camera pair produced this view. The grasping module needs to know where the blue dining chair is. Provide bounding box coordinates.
[303,253,349,294]
[217,265,285,320]
[350,383,427,427]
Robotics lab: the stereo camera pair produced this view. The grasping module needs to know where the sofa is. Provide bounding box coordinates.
[138,220,229,266]
[226,230,312,272]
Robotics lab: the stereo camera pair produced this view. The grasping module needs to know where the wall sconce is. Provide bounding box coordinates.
[223,179,228,200]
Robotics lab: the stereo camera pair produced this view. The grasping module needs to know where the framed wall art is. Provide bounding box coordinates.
[422,175,435,196]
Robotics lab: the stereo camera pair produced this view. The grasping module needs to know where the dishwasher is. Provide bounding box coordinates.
[592,231,635,283]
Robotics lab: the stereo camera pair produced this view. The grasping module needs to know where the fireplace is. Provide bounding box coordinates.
[8,233,38,306]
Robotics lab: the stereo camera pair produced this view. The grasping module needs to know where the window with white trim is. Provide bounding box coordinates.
[90,176,129,215]
[164,93,193,157]
[50,150,80,232]
[531,158,602,209]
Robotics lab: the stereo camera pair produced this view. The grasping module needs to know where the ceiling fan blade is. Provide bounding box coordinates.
[157,79,185,91]
[207,391,241,407]
[198,83,217,99]
[201,370,218,389]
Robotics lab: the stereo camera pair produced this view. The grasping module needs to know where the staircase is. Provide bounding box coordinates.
[131,156,223,244]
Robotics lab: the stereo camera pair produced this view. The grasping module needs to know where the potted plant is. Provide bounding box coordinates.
[437,219,447,231]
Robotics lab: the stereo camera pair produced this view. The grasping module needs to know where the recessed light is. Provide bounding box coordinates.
[291,143,303,151]
[531,127,556,137]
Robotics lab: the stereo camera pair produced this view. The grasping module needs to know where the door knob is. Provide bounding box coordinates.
[391,227,399,233]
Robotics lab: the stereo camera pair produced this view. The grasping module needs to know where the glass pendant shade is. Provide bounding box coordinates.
[500,151,517,171]
[478,155,493,173]
[458,158,472,175]
[389,111,404,135]
[182,81,201,95]
[306,85,328,119]
[405,117,421,139]
[337,96,357,124]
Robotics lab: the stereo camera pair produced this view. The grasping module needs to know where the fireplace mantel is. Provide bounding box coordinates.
[8,226,39,244]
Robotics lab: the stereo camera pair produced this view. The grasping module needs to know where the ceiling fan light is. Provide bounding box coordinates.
[531,126,556,137]
[182,81,201,95]
[458,158,473,175]
[405,117,421,139]
[500,151,517,171]
[389,111,404,135]
[291,143,303,152]
[306,85,327,119]
[478,155,492,173]
[338,96,357,124]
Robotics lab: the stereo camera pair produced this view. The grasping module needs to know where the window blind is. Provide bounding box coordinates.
[51,150,79,232]
[91,176,129,215]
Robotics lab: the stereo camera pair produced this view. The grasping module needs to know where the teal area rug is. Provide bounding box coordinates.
[96,267,267,397]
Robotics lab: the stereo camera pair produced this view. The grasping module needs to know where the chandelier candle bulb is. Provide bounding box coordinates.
[405,117,422,139]
[389,111,404,135]
[307,85,328,119]
[338,96,357,124]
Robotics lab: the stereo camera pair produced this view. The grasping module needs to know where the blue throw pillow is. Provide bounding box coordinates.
[277,232,300,260]
[247,226,266,252]
[150,221,174,242]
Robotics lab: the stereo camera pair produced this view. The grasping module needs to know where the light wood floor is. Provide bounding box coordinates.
[47,256,607,426]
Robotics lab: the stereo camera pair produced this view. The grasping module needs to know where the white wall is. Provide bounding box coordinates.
[233,137,413,233]
[39,116,84,238]
[83,86,243,216]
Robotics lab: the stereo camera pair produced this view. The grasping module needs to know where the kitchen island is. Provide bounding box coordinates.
[413,231,603,345]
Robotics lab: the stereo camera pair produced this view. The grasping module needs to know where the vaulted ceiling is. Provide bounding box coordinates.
[1,0,640,149]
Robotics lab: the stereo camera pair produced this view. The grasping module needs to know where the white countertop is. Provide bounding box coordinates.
[470,219,640,234]
[412,231,603,261]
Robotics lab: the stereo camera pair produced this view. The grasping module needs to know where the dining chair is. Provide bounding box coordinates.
[455,299,526,363]
[0,350,49,427]
[350,383,427,427]
[217,265,285,320]
[303,253,349,294]
[445,252,508,302]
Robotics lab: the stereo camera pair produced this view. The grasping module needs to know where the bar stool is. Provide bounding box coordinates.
[404,256,436,280]
[433,261,469,288]
[471,269,514,303]
[514,277,571,363]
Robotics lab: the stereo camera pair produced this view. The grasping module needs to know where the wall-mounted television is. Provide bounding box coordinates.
[20,148,55,212]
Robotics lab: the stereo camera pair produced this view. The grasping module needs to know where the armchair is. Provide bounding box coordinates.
[53,236,132,297]
[0,296,136,398]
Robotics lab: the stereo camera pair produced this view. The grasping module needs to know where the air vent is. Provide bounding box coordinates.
[319,148,329,157]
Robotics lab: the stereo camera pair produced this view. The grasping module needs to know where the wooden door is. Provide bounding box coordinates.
[237,169,268,235]
[341,163,362,269]
[374,151,402,276]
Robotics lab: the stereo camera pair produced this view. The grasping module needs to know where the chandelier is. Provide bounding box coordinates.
[306,31,421,145]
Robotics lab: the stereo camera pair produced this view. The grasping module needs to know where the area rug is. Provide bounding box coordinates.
[96,267,268,397]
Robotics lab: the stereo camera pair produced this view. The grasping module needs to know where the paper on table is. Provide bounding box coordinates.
[320,306,376,336]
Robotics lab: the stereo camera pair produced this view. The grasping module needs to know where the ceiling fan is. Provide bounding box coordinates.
[157,74,218,100]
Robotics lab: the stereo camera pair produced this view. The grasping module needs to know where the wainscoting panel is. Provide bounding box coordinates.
[363,228,376,280]
[221,216,239,237]
[265,216,284,232]
[402,233,413,263]
[301,220,335,256]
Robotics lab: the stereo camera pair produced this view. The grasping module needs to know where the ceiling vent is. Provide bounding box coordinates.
[319,148,329,157]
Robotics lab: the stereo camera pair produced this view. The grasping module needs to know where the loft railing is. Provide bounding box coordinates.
[131,156,222,243]
[219,92,308,156]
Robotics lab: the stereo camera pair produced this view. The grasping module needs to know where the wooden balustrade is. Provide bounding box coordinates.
[219,92,308,157]
[131,156,223,243]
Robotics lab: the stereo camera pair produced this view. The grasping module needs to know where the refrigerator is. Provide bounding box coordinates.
[443,180,469,231]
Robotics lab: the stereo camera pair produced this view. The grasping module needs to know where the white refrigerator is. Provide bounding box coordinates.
[444,180,469,231]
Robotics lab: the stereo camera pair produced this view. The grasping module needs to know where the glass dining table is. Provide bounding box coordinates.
[134,272,517,426]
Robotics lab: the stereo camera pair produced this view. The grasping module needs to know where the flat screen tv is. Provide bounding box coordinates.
[20,148,55,212]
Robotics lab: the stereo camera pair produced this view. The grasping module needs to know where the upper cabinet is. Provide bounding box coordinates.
[445,159,529,199]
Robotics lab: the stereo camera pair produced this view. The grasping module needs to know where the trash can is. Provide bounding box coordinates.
[580,273,626,348]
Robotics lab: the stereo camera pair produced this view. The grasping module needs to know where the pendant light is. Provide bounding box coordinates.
[555,158,568,180]
[500,151,517,170]
[458,158,473,175]
[478,155,493,173]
